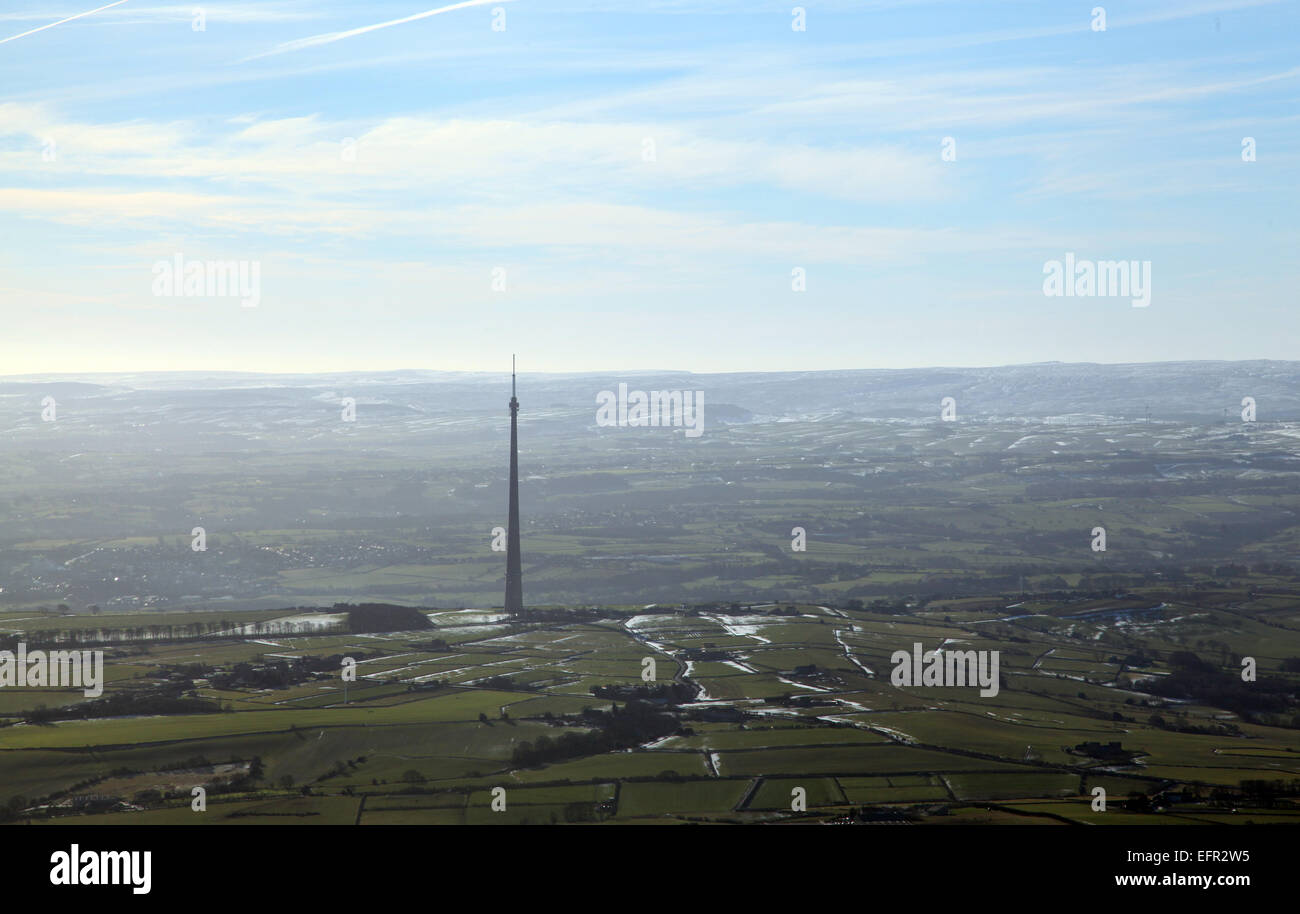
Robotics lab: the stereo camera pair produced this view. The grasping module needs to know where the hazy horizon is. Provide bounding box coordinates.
[2,351,1300,377]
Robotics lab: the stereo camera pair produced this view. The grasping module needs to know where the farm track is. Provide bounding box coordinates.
[734,777,761,810]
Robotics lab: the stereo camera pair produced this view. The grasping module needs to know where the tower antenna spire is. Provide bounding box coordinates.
[504,355,523,614]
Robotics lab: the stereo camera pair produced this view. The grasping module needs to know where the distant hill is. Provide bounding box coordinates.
[3,360,1297,425]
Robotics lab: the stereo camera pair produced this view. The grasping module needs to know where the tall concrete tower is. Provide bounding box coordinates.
[504,355,524,614]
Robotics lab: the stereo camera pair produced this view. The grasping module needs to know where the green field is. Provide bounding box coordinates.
[3,585,1300,825]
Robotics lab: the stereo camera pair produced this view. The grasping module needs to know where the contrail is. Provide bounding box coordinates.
[247,0,507,60]
[0,0,130,46]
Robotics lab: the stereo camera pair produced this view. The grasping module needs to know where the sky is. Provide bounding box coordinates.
[0,0,1296,375]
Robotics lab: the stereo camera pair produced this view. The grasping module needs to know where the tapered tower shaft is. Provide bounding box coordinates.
[504,356,523,613]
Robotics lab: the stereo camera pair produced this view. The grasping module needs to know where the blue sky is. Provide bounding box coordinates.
[1,0,1296,374]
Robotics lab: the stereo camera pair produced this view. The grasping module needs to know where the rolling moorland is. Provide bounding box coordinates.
[0,362,1298,824]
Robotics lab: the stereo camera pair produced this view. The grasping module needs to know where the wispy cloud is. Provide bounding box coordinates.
[244,0,510,61]
[0,3,316,26]
[0,103,950,204]
[0,0,128,46]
